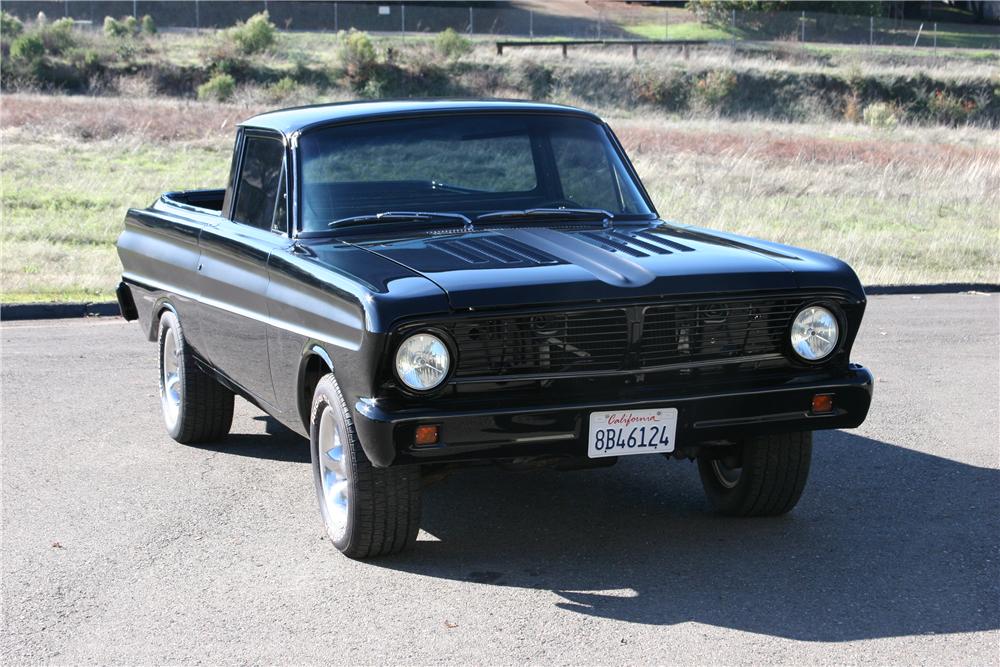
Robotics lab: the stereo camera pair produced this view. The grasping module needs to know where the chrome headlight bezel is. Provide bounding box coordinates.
[789,304,842,363]
[393,330,454,393]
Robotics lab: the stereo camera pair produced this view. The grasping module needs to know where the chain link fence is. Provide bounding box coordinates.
[3,1,998,48]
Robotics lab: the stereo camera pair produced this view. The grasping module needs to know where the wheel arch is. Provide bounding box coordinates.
[298,344,335,433]
[149,298,179,341]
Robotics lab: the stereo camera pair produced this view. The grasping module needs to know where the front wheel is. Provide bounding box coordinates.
[310,373,421,558]
[697,432,812,517]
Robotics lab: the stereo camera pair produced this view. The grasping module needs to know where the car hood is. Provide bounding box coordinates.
[341,222,859,310]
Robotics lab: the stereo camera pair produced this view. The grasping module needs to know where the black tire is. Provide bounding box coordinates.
[157,309,234,444]
[310,373,421,559]
[697,432,812,517]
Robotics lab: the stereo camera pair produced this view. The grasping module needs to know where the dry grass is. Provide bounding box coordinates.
[616,117,999,285]
[1,93,997,302]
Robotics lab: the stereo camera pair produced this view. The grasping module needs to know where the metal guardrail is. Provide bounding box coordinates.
[496,39,708,59]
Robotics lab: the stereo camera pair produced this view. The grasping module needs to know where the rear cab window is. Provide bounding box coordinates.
[233,133,286,232]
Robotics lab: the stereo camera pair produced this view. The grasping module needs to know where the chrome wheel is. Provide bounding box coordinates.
[711,459,742,489]
[160,326,181,429]
[317,405,349,541]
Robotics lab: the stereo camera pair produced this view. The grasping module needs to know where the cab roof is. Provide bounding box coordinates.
[240,99,601,137]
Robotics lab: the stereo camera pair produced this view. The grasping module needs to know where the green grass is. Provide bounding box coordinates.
[624,21,745,42]
[622,17,999,50]
[914,28,1000,49]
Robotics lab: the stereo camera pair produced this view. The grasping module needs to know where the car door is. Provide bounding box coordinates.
[197,129,287,408]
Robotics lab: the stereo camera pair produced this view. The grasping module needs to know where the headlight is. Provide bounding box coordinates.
[790,306,840,361]
[394,332,451,391]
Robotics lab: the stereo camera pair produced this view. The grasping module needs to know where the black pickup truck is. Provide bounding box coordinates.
[117,100,873,558]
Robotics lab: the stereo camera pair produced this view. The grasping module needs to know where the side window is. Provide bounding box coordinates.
[233,135,285,231]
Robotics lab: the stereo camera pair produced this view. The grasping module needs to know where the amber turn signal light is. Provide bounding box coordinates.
[811,394,834,414]
[414,424,440,447]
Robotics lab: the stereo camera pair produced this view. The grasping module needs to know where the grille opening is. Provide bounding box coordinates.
[437,296,821,380]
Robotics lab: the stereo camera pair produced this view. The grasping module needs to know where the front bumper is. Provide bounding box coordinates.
[353,365,874,467]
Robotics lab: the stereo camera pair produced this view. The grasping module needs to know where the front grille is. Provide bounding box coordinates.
[640,297,801,368]
[440,295,814,380]
[452,310,629,378]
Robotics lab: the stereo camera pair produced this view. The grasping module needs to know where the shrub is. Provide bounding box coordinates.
[197,72,236,101]
[123,15,139,35]
[1,11,24,38]
[141,14,156,35]
[338,28,376,79]
[103,16,129,38]
[691,69,737,110]
[267,75,299,101]
[517,61,554,99]
[39,16,76,55]
[634,70,689,110]
[863,102,898,130]
[228,11,275,54]
[435,28,471,60]
[10,33,44,61]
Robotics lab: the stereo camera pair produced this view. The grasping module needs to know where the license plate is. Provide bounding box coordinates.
[587,408,677,458]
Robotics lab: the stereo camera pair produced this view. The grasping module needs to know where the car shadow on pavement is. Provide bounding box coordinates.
[189,417,310,463]
[375,430,999,642]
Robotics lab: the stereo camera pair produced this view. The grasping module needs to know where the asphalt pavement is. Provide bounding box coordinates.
[2,293,998,664]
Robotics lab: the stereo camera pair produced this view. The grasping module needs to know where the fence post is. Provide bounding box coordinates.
[401,3,405,35]
[933,22,937,55]
[195,0,200,30]
[664,6,668,39]
[730,9,736,58]
[133,0,137,18]
[598,10,602,40]
[800,10,805,42]
[869,15,874,47]
[334,2,338,32]
[529,9,533,38]
[469,6,473,35]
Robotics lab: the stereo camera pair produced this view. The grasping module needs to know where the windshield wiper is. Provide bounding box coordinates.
[328,211,473,229]
[429,180,484,194]
[475,207,614,224]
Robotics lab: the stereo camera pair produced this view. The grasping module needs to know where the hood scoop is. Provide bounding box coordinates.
[497,228,657,288]
[573,228,696,258]
[427,236,558,265]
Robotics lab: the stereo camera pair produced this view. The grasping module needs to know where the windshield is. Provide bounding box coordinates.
[298,114,654,231]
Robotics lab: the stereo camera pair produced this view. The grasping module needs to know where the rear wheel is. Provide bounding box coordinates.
[310,373,421,558]
[697,432,812,517]
[157,310,234,444]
